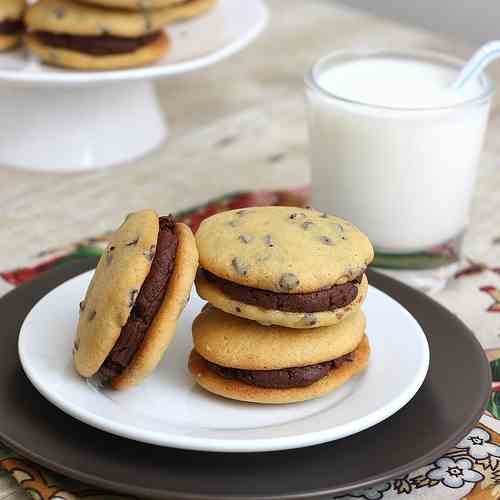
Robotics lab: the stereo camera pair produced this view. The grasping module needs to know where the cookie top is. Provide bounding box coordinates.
[196,206,374,293]
[25,0,211,37]
[0,0,25,21]
[74,209,159,377]
[192,306,366,370]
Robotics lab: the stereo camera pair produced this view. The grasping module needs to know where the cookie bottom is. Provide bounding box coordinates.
[25,30,169,70]
[111,223,199,390]
[195,273,368,329]
[189,335,370,404]
[192,306,366,371]
[0,33,21,51]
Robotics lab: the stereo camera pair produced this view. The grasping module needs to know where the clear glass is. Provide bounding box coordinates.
[305,49,493,292]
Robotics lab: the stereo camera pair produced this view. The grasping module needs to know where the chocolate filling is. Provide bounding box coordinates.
[206,353,354,389]
[34,31,161,56]
[202,269,363,313]
[0,19,23,35]
[98,216,177,383]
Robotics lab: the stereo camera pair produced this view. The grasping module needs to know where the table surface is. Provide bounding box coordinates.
[1,0,500,272]
[1,1,500,498]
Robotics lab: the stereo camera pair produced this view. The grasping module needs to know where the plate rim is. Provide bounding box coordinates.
[0,0,269,87]
[17,270,430,453]
[0,257,491,500]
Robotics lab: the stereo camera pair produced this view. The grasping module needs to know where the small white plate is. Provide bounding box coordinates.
[18,270,429,453]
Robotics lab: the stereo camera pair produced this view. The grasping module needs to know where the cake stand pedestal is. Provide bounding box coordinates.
[0,0,267,172]
[0,81,168,171]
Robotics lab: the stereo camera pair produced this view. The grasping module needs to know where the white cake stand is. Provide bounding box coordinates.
[0,0,268,172]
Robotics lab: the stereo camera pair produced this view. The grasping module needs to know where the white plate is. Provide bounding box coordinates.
[18,270,429,453]
[0,0,268,86]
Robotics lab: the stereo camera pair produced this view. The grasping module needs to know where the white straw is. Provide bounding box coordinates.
[453,41,500,89]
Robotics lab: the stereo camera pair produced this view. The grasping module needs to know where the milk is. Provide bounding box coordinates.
[307,54,491,253]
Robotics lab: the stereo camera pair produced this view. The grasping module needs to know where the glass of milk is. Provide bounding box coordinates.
[305,49,493,291]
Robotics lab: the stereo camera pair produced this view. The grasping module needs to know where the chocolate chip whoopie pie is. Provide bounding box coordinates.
[195,206,374,329]
[24,0,176,70]
[189,306,370,404]
[0,0,26,51]
[74,209,198,390]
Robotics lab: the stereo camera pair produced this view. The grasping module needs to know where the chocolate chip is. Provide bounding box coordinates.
[143,244,156,261]
[49,51,59,64]
[129,289,139,308]
[53,7,65,18]
[319,236,334,245]
[88,310,96,321]
[73,339,79,354]
[289,213,306,220]
[256,254,271,263]
[263,234,274,247]
[238,234,254,244]
[236,210,249,216]
[303,313,317,326]
[227,220,239,227]
[105,245,115,264]
[79,301,85,312]
[232,257,248,276]
[98,25,110,35]
[126,238,139,246]
[235,306,242,313]
[143,11,153,31]
[301,221,314,230]
[278,273,300,291]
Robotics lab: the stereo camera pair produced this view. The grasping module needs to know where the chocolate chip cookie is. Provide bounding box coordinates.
[0,0,25,51]
[189,306,370,404]
[195,206,374,328]
[25,0,176,70]
[74,209,198,390]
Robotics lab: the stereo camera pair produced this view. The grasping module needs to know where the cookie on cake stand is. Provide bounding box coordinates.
[0,0,26,51]
[0,0,268,171]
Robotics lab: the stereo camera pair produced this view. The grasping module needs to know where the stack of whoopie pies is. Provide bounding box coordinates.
[189,206,374,404]
[0,0,26,51]
[23,0,216,70]
[74,209,198,389]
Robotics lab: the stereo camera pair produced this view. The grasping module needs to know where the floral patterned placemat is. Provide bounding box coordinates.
[1,188,499,500]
